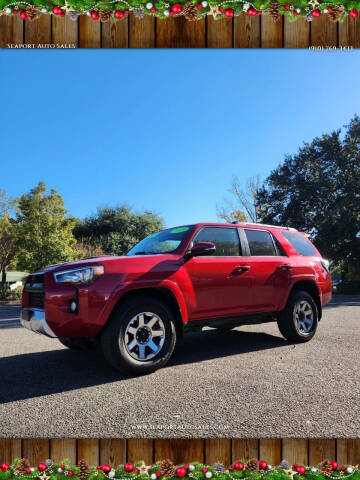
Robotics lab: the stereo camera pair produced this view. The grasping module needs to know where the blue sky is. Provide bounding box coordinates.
[1,50,359,227]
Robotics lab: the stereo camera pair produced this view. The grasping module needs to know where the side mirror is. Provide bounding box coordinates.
[189,242,216,257]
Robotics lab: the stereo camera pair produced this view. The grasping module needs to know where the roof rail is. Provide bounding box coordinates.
[234,221,297,231]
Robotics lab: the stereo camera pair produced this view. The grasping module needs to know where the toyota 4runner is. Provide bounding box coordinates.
[21,222,332,374]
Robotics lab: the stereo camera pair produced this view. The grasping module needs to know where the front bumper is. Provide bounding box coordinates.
[20,308,57,338]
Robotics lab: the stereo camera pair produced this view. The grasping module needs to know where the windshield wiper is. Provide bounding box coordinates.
[134,251,158,255]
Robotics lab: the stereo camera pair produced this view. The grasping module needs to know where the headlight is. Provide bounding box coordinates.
[54,265,104,284]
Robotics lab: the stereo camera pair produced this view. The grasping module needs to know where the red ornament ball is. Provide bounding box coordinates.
[293,10,298,15]
[296,466,306,475]
[234,462,244,471]
[124,463,134,473]
[20,10,28,18]
[349,8,358,17]
[26,469,31,474]
[156,473,162,477]
[311,8,320,16]
[150,6,156,11]
[61,466,66,470]
[102,465,111,474]
[115,10,124,17]
[341,467,346,472]
[202,469,208,474]
[184,466,189,470]
[259,462,268,471]
[52,5,62,14]
[91,10,100,19]
[284,3,290,8]
[247,7,257,15]
[1,464,10,472]
[220,6,225,10]
[330,462,338,471]
[38,464,47,472]
[12,9,18,13]
[229,467,234,472]
[327,6,332,11]
[68,472,74,477]
[225,8,234,16]
[197,3,202,7]
[172,2,182,12]
[176,468,187,478]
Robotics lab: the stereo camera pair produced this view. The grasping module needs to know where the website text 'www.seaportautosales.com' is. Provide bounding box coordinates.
[130,424,230,431]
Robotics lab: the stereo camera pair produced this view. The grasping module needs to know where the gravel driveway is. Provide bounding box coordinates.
[0,296,359,438]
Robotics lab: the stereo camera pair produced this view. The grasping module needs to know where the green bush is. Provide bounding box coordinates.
[336,280,360,294]
[0,285,23,301]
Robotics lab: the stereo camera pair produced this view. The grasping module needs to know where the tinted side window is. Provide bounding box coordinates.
[193,227,241,256]
[282,231,317,256]
[245,229,277,256]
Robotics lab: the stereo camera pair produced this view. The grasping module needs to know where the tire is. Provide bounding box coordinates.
[277,290,318,343]
[100,296,177,375]
[58,337,99,351]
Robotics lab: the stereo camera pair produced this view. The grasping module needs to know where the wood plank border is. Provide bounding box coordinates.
[2,439,360,466]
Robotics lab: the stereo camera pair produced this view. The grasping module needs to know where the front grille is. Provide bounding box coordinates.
[29,291,45,309]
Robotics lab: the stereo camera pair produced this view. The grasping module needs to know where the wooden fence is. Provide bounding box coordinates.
[0,13,359,47]
[1,439,360,466]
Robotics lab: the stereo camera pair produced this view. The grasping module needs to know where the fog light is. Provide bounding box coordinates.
[70,300,78,312]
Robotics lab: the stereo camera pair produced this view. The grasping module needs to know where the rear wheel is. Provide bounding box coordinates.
[277,290,318,342]
[101,296,177,375]
[58,337,98,351]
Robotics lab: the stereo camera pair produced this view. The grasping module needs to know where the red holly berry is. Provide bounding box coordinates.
[234,462,244,471]
[60,12,65,16]
[1,464,10,472]
[26,469,31,474]
[225,8,234,16]
[170,10,175,14]
[256,10,261,14]
[125,9,129,13]
[229,467,234,472]
[134,470,139,474]
[52,5,62,14]
[341,467,346,472]
[219,6,225,10]
[184,466,189,470]
[61,466,66,470]
[284,3,290,8]
[349,8,358,16]
[293,10,298,15]
[20,10,28,18]
[12,9,18,13]
[114,9,124,17]
[171,2,182,12]
[91,10,99,18]
[327,6,332,10]
[330,462,338,471]
[247,7,257,15]
[150,6,156,11]
[296,466,306,475]
[259,462,268,471]
[102,465,111,474]
[68,472,74,477]
[311,8,320,16]
[38,464,47,472]
[176,468,187,478]
[293,465,298,469]
[202,469,208,474]
[156,473,162,477]
[124,463,134,473]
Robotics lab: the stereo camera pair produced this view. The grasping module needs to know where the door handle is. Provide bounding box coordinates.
[234,265,251,272]
[278,264,292,271]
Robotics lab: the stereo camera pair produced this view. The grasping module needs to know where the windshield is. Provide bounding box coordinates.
[127,226,192,256]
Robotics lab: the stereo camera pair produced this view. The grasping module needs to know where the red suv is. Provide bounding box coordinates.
[21,222,332,374]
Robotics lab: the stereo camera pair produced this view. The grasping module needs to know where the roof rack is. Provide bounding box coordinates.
[231,221,297,231]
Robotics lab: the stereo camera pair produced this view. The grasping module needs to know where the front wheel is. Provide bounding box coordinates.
[101,297,177,375]
[277,290,318,342]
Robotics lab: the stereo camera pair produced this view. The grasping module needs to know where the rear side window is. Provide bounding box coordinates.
[193,227,241,256]
[245,229,277,256]
[282,231,317,256]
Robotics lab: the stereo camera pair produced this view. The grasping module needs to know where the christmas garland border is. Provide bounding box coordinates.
[1,458,359,480]
[0,0,358,21]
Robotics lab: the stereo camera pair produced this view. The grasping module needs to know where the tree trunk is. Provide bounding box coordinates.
[1,268,6,286]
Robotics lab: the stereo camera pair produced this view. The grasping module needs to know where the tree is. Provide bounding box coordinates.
[73,205,164,256]
[16,181,77,272]
[257,115,360,268]
[217,175,261,223]
[0,190,18,285]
